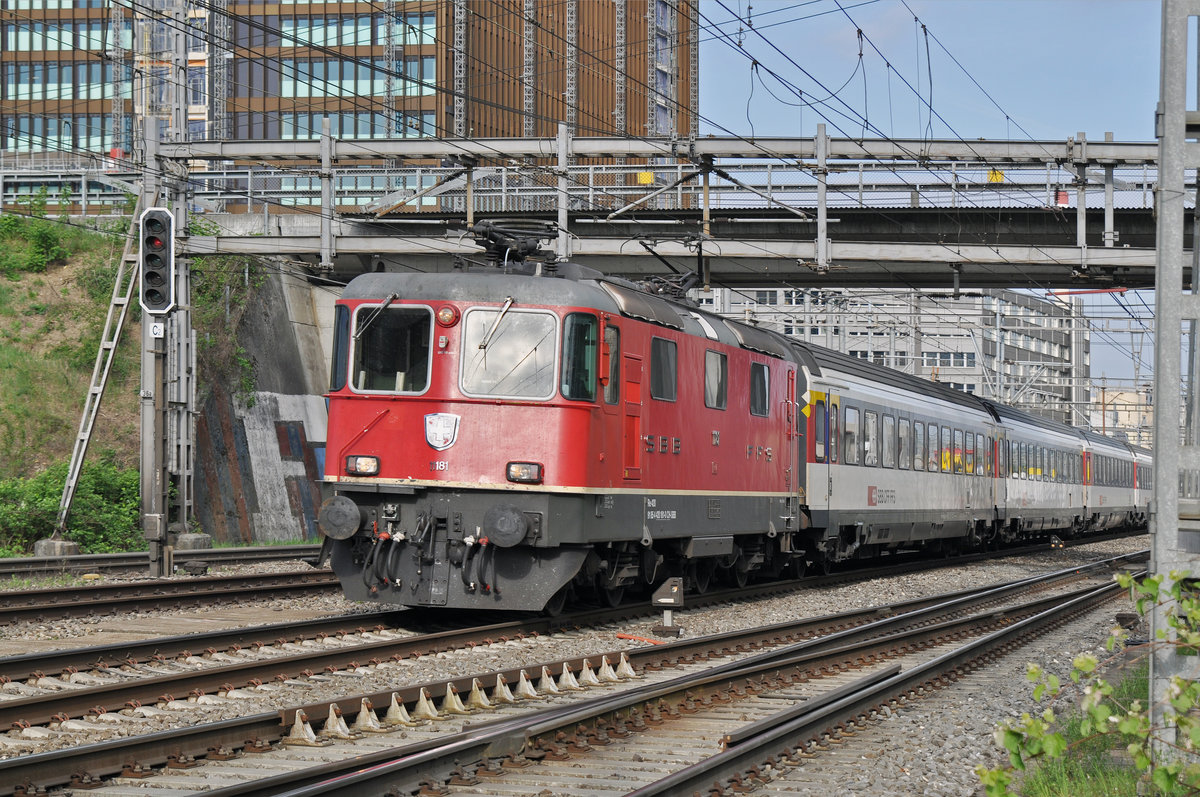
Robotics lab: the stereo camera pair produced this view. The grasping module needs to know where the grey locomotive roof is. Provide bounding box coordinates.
[341,271,624,313]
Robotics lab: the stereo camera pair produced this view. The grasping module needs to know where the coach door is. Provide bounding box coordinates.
[787,368,808,500]
[622,354,643,480]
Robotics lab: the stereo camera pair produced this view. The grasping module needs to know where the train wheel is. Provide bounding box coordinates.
[689,560,715,594]
[601,586,625,608]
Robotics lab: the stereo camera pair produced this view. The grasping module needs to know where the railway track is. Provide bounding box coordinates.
[0,545,322,578]
[0,551,1142,795]
[0,570,338,625]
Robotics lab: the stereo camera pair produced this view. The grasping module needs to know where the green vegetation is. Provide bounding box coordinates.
[0,452,143,555]
[188,215,264,405]
[0,203,268,553]
[1011,661,1149,796]
[979,572,1200,796]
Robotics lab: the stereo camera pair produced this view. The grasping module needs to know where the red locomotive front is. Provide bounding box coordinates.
[318,264,807,612]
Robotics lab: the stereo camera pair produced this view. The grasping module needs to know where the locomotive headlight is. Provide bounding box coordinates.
[345,455,380,476]
[436,305,460,326]
[506,462,543,484]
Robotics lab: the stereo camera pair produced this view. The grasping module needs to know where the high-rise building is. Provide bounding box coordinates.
[2,1,698,163]
[694,286,1091,426]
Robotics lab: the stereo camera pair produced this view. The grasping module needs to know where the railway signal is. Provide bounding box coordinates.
[138,208,175,315]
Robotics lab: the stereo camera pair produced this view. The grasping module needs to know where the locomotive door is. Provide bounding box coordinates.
[622,354,643,480]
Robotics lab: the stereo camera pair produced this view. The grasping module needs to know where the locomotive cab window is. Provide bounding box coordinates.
[352,303,432,393]
[561,313,598,401]
[705,350,728,410]
[461,307,557,399]
[750,362,769,417]
[330,304,350,391]
[650,337,678,401]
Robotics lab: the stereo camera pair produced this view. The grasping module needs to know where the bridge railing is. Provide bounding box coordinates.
[0,160,1169,217]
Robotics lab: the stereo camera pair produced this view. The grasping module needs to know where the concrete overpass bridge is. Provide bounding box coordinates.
[0,132,1172,288]
[163,131,1167,289]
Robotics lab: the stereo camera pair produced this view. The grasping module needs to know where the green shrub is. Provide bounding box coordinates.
[0,454,143,554]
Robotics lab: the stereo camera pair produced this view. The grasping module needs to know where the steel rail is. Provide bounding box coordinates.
[0,571,338,625]
[0,545,323,577]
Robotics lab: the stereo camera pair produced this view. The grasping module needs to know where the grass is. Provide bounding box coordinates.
[1019,658,1153,796]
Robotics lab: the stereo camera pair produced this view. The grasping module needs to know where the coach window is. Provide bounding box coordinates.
[965,431,975,474]
[864,411,879,466]
[927,424,940,471]
[650,337,678,401]
[750,362,769,417]
[814,400,827,462]
[976,434,986,475]
[952,429,964,474]
[1010,441,1020,478]
[882,415,896,468]
[830,402,840,463]
[941,426,953,473]
[603,325,620,404]
[913,421,925,470]
[561,313,598,401]
[462,308,555,399]
[353,303,432,393]
[704,350,728,410]
[844,406,860,465]
[897,419,911,470]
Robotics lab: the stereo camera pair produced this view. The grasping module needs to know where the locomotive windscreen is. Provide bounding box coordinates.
[352,306,431,392]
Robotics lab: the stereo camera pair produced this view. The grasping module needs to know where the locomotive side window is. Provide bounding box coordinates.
[882,415,896,468]
[927,424,939,472]
[603,325,620,404]
[649,337,678,401]
[814,400,827,462]
[913,421,925,471]
[330,304,350,391]
[704,350,728,410]
[749,362,769,417]
[897,419,911,470]
[863,411,879,467]
[461,308,557,399]
[843,406,860,465]
[561,313,598,401]
[352,304,432,393]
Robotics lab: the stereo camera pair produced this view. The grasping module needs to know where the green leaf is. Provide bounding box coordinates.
[1033,683,1045,702]
[1042,732,1067,758]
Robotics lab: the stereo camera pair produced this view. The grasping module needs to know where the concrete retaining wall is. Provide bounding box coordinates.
[193,270,336,543]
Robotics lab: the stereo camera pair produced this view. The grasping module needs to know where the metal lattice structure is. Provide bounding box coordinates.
[523,0,535,137]
[209,0,231,140]
[453,0,466,136]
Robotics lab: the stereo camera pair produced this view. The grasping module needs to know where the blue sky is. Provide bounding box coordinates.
[698,0,1161,142]
[697,0,1160,386]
